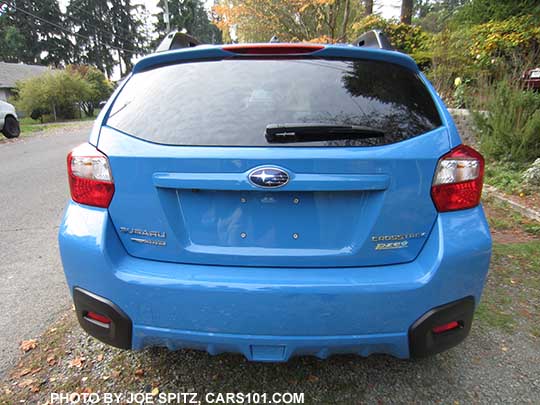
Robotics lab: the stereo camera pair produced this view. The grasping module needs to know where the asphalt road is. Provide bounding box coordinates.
[0,123,91,375]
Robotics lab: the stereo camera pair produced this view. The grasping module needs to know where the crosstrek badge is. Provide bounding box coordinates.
[371,232,427,250]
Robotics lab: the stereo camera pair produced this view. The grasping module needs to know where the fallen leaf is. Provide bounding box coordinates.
[82,387,93,394]
[46,355,56,366]
[81,377,88,383]
[151,387,159,396]
[20,340,37,353]
[134,368,144,377]
[308,375,319,382]
[501,346,508,352]
[13,368,32,378]
[69,357,85,368]
[111,370,121,378]
[30,385,40,393]
[17,378,34,388]
[97,354,104,362]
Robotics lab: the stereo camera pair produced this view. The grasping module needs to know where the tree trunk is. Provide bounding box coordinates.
[341,0,351,41]
[400,0,413,24]
[364,0,373,16]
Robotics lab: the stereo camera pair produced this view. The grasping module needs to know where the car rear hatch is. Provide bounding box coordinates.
[98,46,448,268]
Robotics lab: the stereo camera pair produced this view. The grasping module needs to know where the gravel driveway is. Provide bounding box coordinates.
[2,315,539,403]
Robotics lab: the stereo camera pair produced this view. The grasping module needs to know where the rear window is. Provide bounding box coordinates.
[106,59,442,147]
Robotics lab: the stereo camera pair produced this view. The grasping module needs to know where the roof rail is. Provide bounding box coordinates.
[352,30,394,51]
[155,31,200,53]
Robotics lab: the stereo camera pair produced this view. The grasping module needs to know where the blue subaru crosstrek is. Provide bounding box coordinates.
[59,40,492,362]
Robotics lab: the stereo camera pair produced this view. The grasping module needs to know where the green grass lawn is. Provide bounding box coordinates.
[477,197,540,338]
[18,110,99,136]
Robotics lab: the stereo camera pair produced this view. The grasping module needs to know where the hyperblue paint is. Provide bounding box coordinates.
[59,43,492,361]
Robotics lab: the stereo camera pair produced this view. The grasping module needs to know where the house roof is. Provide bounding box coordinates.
[0,62,50,89]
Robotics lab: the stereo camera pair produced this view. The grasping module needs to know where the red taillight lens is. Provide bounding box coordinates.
[432,321,460,334]
[222,43,324,55]
[431,145,484,212]
[67,143,114,208]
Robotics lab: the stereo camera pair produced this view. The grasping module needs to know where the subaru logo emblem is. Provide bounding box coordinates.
[248,167,289,188]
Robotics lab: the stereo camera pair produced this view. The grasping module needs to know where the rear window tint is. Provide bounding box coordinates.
[106,59,441,147]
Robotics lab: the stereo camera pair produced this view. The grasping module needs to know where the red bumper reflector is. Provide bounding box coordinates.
[85,311,111,325]
[432,321,460,334]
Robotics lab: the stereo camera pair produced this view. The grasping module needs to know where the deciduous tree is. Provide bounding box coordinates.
[213,0,362,43]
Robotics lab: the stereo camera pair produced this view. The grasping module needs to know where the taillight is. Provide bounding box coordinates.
[67,143,114,208]
[431,145,484,212]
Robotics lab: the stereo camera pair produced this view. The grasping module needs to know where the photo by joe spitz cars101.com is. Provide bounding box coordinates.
[59,31,491,362]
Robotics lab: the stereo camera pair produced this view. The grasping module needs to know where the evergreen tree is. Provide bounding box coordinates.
[0,0,69,65]
[36,0,72,66]
[0,18,26,63]
[66,0,148,77]
[66,0,117,76]
[108,0,149,74]
[154,0,222,44]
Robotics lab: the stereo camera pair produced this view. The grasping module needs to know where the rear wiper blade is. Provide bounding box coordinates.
[265,123,385,144]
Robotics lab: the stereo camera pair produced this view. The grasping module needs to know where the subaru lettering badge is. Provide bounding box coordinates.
[248,167,289,188]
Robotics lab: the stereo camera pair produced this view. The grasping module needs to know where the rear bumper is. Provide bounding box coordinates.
[59,202,491,361]
[73,287,475,361]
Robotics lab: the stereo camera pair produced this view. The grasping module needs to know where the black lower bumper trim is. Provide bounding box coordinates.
[409,296,475,358]
[73,288,132,349]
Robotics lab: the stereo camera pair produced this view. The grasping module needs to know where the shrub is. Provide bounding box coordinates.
[522,158,540,187]
[30,108,50,123]
[67,65,113,117]
[426,28,480,103]
[14,70,92,121]
[352,15,432,65]
[472,79,540,164]
[468,16,540,76]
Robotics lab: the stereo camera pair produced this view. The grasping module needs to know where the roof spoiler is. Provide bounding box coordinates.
[155,31,200,53]
[352,30,394,51]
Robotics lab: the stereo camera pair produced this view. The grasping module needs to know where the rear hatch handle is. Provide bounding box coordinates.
[153,172,390,192]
